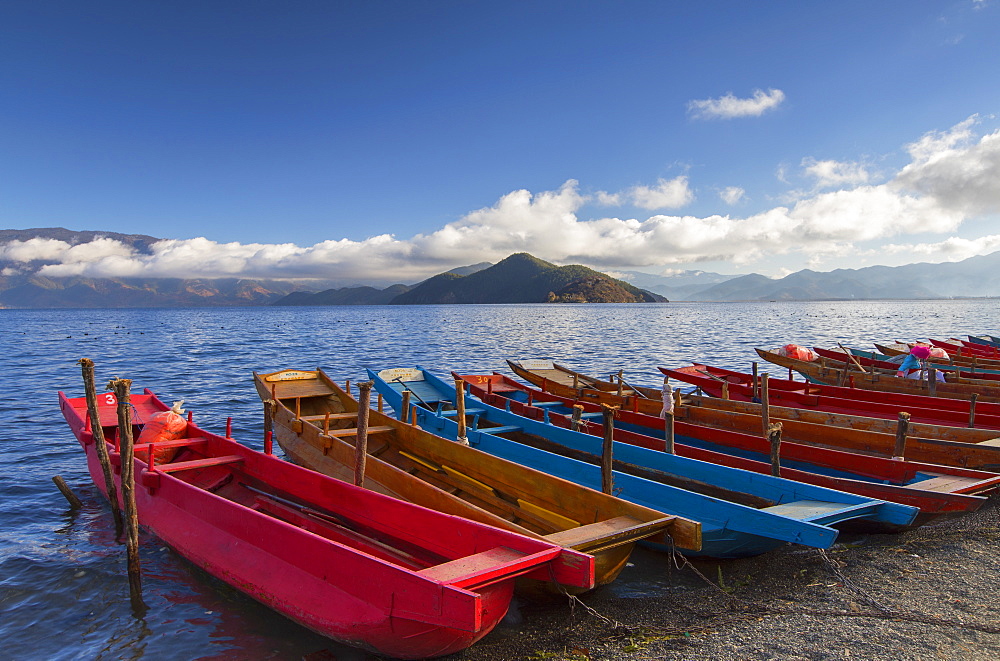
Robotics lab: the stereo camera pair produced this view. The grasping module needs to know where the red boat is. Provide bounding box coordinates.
[931,338,1000,359]
[58,388,594,659]
[662,363,1000,430]
[811,347,1000,383]
[456,373,1000,519]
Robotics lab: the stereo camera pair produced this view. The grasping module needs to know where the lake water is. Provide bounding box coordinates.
[2,300,997,660]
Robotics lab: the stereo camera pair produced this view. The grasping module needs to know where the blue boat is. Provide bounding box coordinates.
[367,367,918,558]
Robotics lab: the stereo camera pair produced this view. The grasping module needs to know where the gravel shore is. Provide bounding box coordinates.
[452,494,1000,661]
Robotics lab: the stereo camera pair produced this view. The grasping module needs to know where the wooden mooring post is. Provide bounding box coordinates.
[78,358,123,538]
[969,393,979,428]
[52,475,83,509]
[768,422,783,477]
[108,377,147,615]
[760,373,771,438]
[893,412,911,459]
[454,378,468,444]
[570,404,584,432]
[354,381,373,486]
[399,390,412,423]
[601,404,618,494]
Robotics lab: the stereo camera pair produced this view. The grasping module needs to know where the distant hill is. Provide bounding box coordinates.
[613,269,741,300]
[389,253,667,304]
[0,274,305,308]
[273,284,411,306]
[689,254,1000,301]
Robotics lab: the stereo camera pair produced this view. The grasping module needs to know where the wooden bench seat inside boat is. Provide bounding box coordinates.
[418,546,529,587]
[760,500,850,520]
[325,425,394,438]
[905,473,986,493]
[543,516,647,548]
[299,412,358,422]
[157,455,245,473]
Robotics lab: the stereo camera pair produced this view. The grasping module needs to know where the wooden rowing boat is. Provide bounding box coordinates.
[455,372,999,518]
[507,359,664,416]
[252,368,699,590]
[664,363,1000,428]
[59,387,595,659]
[876,342,1000,370]
[812,346,1000,382]
[756,348,1000,403]
[508,359,1000,469]
[368,367,918,558]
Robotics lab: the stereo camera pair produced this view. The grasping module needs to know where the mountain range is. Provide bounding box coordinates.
[1,227,997,307]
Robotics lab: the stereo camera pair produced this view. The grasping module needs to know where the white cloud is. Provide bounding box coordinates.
[878,235,1000,261]
[7,116,999,281]
[719,187,745,205]
[0,238,72,261]
[594,190,622,206]
[801,158,871,189]
[893,120,1000,216]
[627,176,694,210]
[687,88,785,120]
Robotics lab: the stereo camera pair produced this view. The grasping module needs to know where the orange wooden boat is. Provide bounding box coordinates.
[253,368,700,591]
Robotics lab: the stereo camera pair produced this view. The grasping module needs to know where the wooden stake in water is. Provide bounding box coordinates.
[454,378,468,444]
[969,393,979,428]
[108,378,147,615]
[893,412,911,459]
[768,422,783,477]
[751,361,759,401]
[52,475,83,509]
[78,358,124,539]
[600,404,618,494]
[354,380,373,487]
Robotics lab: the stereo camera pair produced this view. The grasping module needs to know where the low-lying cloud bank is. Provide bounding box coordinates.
[3,116,999,284]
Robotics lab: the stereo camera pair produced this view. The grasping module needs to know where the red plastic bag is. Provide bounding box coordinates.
[135,401,187,464]
[779,344,819,361]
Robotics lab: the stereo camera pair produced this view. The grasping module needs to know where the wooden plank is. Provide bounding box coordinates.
[543,516,645,547]
[418,546,527,586]
[140,437,209,450]
[906,474,984,492]
[326,425,394,438]
[300,412,358,422]
[761,500,852,520]
[516,499,580,529]
[157,455,244,473]
[442,465,498,496]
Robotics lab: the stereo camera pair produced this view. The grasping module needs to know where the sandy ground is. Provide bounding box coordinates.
[446,494,1000,661]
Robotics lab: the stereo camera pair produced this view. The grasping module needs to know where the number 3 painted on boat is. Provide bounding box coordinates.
[104,393,117,406]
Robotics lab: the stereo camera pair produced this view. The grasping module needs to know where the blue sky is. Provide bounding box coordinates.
[2,1,1000,284]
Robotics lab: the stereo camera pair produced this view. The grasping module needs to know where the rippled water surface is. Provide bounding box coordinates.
[2,300,997,659]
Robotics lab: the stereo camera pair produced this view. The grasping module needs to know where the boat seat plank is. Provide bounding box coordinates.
[906,474,985,492]
[440,408,486,417]
[157,455,245,473]
[977,438,1000,447]
[480,425,521,435]
[532,401,562,408]
[326,425,395,438]
[543,516,647,548]
[138,437,209,450]
[299,412,358,422]
[761,500,851,520]
[418,546,527,586]
[275,382,335,399]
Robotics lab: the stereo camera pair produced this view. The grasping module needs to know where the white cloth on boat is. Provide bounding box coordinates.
[660,378,674,418]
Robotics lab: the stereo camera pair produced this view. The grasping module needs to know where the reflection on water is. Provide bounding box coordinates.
[1,300,997,658]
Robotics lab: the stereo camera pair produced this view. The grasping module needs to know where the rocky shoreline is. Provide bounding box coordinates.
[456,495,1000,661]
